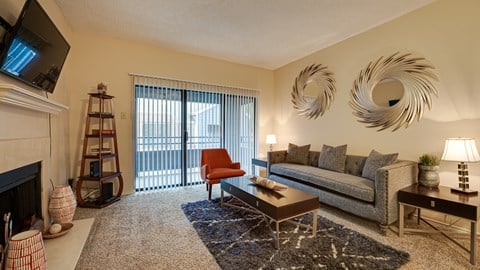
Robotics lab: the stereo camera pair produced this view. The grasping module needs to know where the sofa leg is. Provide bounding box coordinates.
[379,224,388,236]
[208,184,212,200]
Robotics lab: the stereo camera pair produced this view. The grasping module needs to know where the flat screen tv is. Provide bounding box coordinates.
[0,0,70,93]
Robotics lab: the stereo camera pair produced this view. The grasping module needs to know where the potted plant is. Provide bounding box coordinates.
[418,154,440,188]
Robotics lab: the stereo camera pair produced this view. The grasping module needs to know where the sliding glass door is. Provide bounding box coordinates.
[134,85,255,191]
[134,86,183,190]
[185,91,221,185]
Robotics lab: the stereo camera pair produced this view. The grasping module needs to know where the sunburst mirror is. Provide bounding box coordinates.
[350,52,439,131]
[291,64,336,119]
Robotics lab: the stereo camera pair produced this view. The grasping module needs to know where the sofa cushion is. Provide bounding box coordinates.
[270,163,375,203]
[362,150,398,181]
[285,143,310,165]
[318,144,347,173]
[345,155,367,176]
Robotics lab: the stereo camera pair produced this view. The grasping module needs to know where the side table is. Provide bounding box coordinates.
[251,157,267,176]
[398,184,480,265]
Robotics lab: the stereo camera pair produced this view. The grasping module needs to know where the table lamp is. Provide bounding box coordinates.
[266,134,277,152]
[441,138,480,195]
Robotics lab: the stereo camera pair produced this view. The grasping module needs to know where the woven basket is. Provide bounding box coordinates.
[6,230,46,270]
[48,185,76,223]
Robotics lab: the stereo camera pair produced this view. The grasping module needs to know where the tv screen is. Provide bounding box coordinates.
[0,0,70,93]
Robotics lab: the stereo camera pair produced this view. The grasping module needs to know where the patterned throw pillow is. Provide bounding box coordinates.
[362,150,398,181]
[318,144,348,173]
[285,143,310,165]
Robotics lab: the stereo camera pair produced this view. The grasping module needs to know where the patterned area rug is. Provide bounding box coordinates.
[182,198,409,270]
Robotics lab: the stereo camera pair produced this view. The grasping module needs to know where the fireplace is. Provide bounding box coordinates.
[0,162,42,248]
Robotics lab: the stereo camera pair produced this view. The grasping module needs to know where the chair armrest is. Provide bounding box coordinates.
[200,164,209,181]
[374,160,418,225]
[231,162,241,169]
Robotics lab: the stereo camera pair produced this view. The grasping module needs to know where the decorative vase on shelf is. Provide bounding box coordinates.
[418,165,440,188]
[48,185,76,223]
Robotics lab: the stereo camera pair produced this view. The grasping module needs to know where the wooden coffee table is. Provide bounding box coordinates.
[220,176,319,248]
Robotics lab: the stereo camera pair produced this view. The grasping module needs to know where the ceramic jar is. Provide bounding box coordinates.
[48,185,76,223]
[418,165,440,188]
[6,230,46,270]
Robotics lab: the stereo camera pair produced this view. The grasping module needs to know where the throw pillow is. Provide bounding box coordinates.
[362,150,398,181]
[285,143,310,165]
[318,144,348,173]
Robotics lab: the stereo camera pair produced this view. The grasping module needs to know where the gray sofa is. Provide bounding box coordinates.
[267,150,418,234]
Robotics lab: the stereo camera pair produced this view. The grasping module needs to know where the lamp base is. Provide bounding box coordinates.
[450,187,478,195]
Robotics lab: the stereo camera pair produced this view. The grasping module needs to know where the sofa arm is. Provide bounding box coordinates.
[374,160,418,225]
[267,150,287,164]
[267,150,287,176]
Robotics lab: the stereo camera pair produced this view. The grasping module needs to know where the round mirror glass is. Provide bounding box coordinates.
[372,79,404,107]
[303,80,319,98]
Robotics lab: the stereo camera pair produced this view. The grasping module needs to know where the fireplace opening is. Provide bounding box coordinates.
[0,162,42,248]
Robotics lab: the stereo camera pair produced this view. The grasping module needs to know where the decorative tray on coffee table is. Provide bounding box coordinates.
[249,176,288,191]
[43,223,74,239]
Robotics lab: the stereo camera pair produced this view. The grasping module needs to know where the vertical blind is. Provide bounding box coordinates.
[131,74,259,191]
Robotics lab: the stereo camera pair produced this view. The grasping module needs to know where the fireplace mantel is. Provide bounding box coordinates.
[0,83,68,114]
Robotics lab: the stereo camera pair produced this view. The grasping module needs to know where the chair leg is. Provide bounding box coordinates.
[208,184,212,200]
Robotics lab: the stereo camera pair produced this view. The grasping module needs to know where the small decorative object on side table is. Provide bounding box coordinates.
[398,184,480,265]
[417,153,440,188]
[97,82,107,94]
[441,138,480,195]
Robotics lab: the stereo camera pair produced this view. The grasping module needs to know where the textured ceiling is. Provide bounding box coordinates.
[55,0,435,70]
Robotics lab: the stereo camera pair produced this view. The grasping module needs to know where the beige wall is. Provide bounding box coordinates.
[67,33,274,195]
[273,0,480,189]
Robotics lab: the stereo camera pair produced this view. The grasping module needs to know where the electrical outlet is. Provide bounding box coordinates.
[120,112,126,119]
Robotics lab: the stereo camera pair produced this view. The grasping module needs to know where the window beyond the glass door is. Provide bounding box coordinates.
[134,84,257,191]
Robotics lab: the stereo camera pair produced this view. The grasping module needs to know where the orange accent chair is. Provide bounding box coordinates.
[200,148,246,200]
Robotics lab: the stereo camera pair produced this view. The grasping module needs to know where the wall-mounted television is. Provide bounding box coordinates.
[0,0,70,93]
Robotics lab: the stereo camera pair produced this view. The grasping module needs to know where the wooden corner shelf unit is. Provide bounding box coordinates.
[77,93,123,208]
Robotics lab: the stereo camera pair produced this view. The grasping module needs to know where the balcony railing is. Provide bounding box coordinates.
[135,135,253,191]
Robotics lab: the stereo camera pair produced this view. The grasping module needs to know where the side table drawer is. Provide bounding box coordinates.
[398,190,477,220]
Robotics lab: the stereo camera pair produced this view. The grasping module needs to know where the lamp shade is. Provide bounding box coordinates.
[266,134,277,145]
[441,138,480,162]
[6,230,46,270]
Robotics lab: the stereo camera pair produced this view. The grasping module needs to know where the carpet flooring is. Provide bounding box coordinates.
[73,185,480,269]
[182,197,409,269]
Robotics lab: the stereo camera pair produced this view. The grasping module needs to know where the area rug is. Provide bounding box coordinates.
[182,198,409,270]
